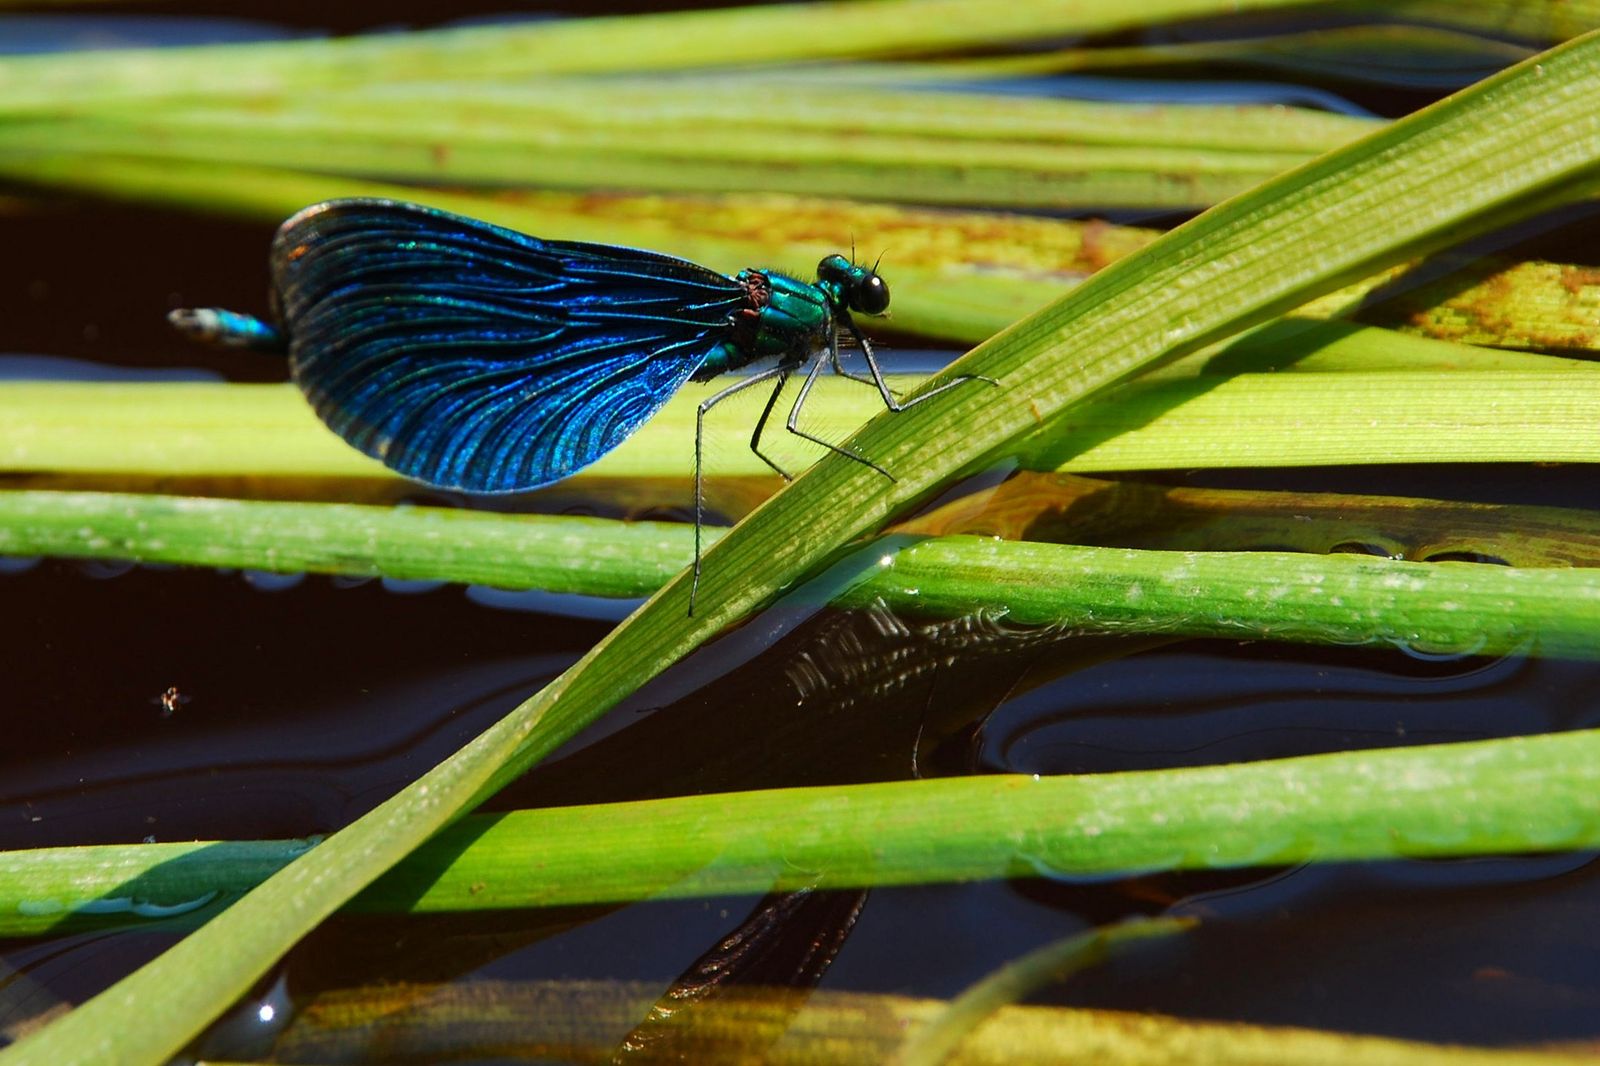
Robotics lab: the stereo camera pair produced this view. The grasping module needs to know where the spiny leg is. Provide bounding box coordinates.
[693,365,790,615]
[786,332,893,481]
[828,332,896,396]
[749,369,795,482]
[844,314,996,413]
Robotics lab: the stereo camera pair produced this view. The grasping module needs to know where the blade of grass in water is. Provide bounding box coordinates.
[3,491,1599,658]
[4,728,1600,939]
[10,33,1600,1066]
[7,358,1600,481]
[0,112,1309,211]
[838,534,1600,660]
[71,76,1377,153]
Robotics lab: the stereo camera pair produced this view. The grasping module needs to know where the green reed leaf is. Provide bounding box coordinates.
[4,728,1600,939]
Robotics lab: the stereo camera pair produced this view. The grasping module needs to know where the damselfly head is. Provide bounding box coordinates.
[817,253,891,316]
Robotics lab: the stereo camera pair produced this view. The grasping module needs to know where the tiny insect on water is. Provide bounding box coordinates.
[151,685,189,717]
[172,198,987,610]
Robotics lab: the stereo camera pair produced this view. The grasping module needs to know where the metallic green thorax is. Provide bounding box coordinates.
[693,254,889,380]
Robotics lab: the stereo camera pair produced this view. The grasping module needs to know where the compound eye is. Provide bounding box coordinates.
[853,273,890,315]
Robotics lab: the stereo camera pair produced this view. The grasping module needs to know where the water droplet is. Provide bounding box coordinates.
[76,558,135,580]
[1423,551,1510,566]
[1330,541,1401,559]
[243,570,305,592]
[381,577,448,595]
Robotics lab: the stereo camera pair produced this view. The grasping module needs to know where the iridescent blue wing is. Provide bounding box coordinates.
[271,198,748,492]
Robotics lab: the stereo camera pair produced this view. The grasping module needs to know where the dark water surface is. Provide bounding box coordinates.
[4,4,1600,1060]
